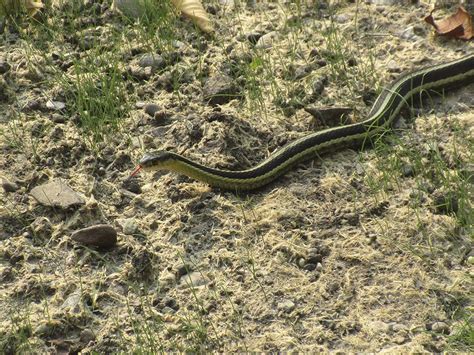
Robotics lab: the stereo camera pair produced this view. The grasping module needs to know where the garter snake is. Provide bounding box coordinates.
[132,53,474,190]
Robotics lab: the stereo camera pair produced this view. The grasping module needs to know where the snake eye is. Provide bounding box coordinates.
[139,151,174,168]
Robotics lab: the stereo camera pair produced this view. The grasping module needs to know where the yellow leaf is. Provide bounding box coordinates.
[0,0,43,17]
[171,0,213,33]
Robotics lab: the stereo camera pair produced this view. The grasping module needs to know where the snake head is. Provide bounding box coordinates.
[138,151,175,171]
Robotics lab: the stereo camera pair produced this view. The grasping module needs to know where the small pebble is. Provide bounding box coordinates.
[277,299,295,313]
[45,100,66,111]
[138,53,165,69]
[118,218,138,235]
[401,163,415,177]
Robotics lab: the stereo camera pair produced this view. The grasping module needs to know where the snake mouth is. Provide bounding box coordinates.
[130,165,142,177]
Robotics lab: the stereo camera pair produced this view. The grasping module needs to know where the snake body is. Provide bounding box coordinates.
[135,53,474,190]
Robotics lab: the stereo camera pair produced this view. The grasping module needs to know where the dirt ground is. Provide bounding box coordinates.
[1,0,473,352]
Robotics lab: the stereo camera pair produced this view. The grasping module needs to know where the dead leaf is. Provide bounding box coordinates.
[424,6,473,40]
[0,0,44,17]
[171,0,213,33]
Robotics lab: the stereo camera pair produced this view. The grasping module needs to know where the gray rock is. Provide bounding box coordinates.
[401,163,415,177]
[203,73,239,105]
[138,53,165,69]
[277,299,296,313]
[45,100,66,111]
[30,180,85,209]
[71,224,117,249]
[2,178,19,192]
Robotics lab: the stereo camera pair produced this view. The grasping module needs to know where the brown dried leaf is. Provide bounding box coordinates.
[171,0,213,33]
[424,6,473,40]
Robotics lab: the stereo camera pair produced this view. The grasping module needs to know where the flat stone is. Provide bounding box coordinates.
[71,224,117,249]
[30,180,85,209]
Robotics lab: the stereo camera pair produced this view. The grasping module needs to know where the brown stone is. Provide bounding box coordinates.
[71,224,117,249]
